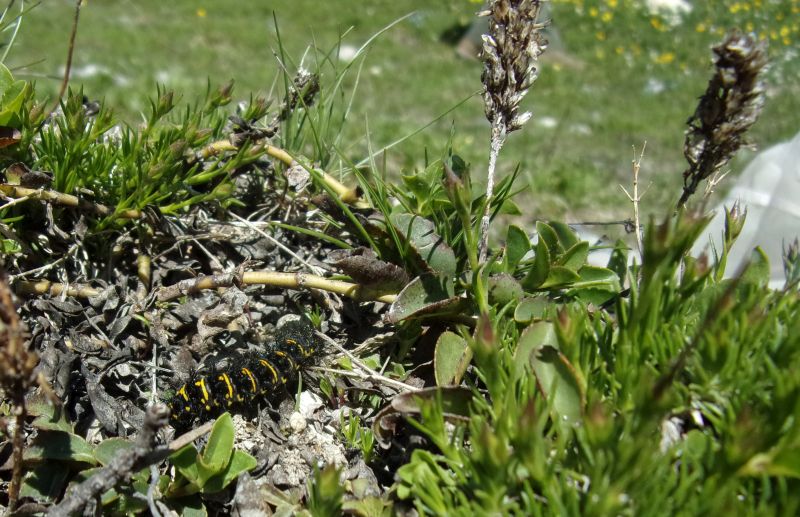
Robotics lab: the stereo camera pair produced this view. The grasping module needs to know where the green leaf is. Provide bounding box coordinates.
[558,241,590,272]
[504,224,530,273]
[390,213,457,278]
[169,497,208,517]
[0,64,29,127]
[540,266,581,289]
[198,413,235,485]
[497,198,521,215]
[739,449,800,478]
[536,221,564,257]
[576,265,619,285]
[94,438,136,466]
[434,331,471,386]
[171,444,202,488]
[20,464,71,502]
[342,496,392,517]
[487,273,524,306]
[567,266,621,305]
[0,63,14,94]
[740,247,770,287]
[606,239,630,279]
[513,296,553,324]
[306,464,345,517]
[549,221,580,250]
[1,239,21,254]
[24,431,97,465]
[682,429,709,460]
[521,237,550,289]
[28,395,73,433]
[514,322,558,381]
[105,490,149,515]
[518,323,584,426]
[387,274,461,323]
[200,450,258,494]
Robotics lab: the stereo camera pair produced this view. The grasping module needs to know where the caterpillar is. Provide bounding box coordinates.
[166,321,319,430]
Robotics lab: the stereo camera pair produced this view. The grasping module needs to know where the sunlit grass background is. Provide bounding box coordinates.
[9,0,800,222]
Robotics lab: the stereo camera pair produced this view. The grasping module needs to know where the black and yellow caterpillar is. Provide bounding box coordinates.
[166,321,319,429]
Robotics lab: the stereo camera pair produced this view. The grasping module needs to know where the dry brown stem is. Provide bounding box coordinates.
[51,0,83,113]
[156,270,398,304]
[0,183,142,219]
[620,143,649,261]
[15,280,101,298]
[0,272,40,510]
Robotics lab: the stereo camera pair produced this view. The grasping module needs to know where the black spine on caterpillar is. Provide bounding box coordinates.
[166,321,319,430]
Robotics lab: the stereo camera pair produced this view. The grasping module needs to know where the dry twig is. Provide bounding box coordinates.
[0,183,141,219]
[52,0,83,112]
[156,270,397,304]
[314,332,417,393]
[15,279,101,298]
[14,269,400,304]
[0,271,40,511]
[620,143,650,260]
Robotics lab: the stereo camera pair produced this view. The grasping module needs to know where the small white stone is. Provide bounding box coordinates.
[289,411,307,433]
[298,391,324,418]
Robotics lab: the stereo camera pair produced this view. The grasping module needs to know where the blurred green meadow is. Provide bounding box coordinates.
[7,0,800,222]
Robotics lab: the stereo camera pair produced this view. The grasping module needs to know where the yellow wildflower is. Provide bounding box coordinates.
[650,17,664,31]
[654,52,675,65]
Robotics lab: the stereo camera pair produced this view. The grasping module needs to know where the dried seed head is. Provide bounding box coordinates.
[278,68,321,122]
[678,30,768,208]
[480,0,547,134]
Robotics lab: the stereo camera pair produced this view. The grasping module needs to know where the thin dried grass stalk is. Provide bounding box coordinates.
[678,30,768,208]
[478,0,547,262]
[0,272,40,510]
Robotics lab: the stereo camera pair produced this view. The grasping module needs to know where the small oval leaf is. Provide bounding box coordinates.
[94,438,136,466]
[488,273,524,306]
[387,274,460,323]
[434,331,471,386]
[559,241,590,272]
[200,450,258,494]
[24,431,97,465]
[199,413,235,483]
[513,296,554,324]
[518,323,585,426]
[390,213,456,278]
[504,224,530,273]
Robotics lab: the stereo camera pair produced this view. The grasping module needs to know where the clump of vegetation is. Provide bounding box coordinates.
[0,1,798,515]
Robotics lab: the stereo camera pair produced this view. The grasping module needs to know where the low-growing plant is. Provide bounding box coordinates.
[0,3,798,516]
[21,402,254,515]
